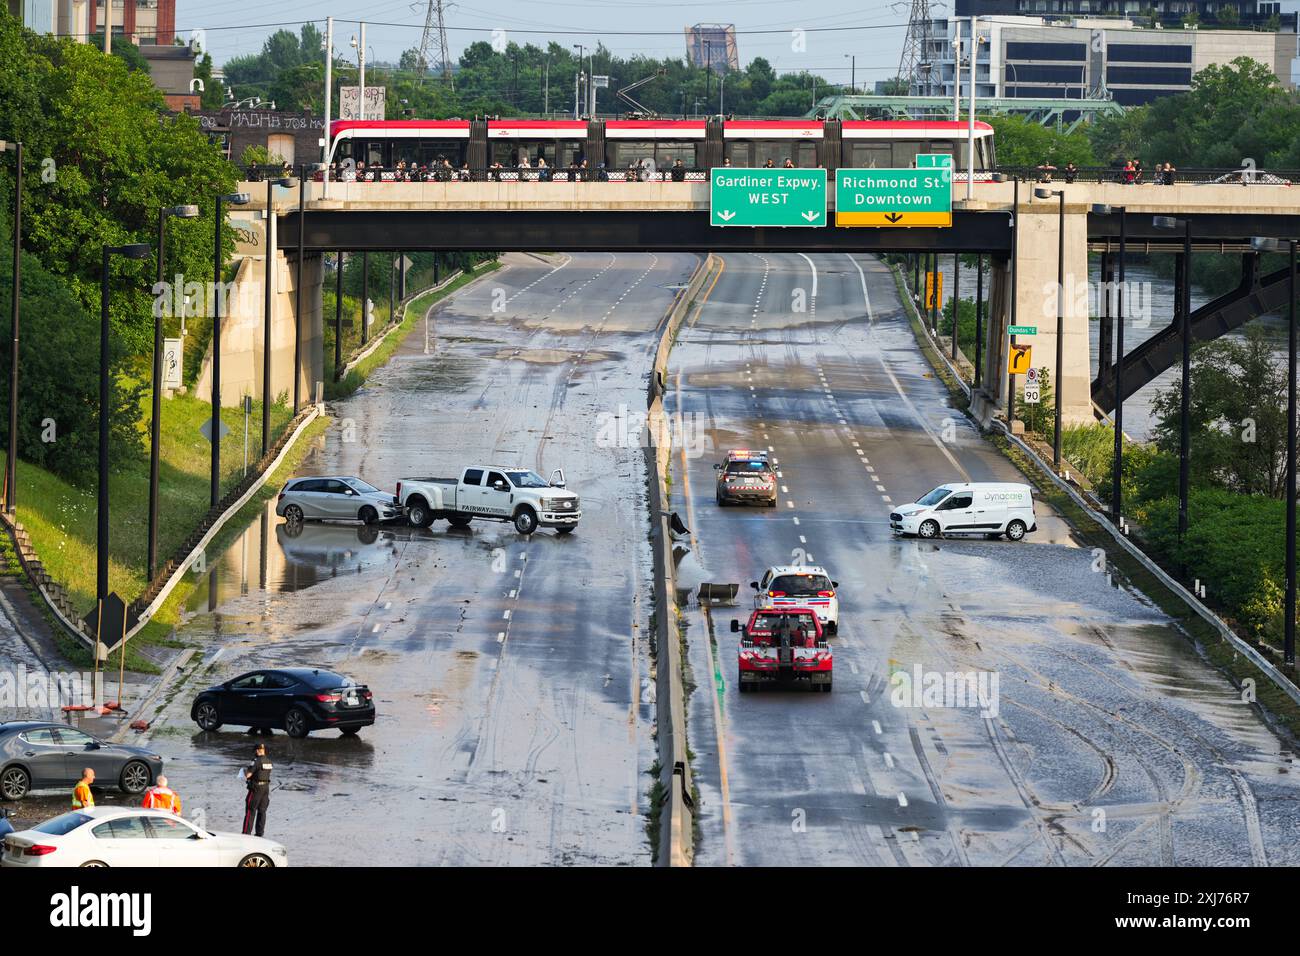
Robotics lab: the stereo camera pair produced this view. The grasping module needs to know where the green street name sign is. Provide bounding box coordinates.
[836,155,953,228]
[710,168,827,227]
[1008,325,1038,335]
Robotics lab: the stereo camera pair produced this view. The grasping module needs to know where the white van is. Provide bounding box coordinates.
[889,482,1037,541]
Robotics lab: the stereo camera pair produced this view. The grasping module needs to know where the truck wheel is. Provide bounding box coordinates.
[826,620,838,636]
[359,506,379,525]
[1006,519,1027,541]
[918,519,940,539]
[447,515,473,529]
[821,679,833,693]
[556,526,575,535]
[407,499,433,528]
[514,509,538,535]
[738,679,750,694]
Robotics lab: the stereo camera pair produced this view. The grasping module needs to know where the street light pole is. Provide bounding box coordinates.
[1008,177,1019,428]
[263,177,290,456]
[147,204,199,581]
[1252,235,1297,666]
[212,192,250,509]
[1094,204,1128,524]
[1,140,20,518]
[1036,186,1066,469]
[98,242,151,607]
[334,251,343,381]
[1155,215,1193,553]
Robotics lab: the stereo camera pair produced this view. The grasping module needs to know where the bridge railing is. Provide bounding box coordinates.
[245,164,712,184]
[996,165,1299,186]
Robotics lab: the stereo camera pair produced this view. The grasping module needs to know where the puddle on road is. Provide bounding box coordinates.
[489,347,617,364]
[182,499,401,613]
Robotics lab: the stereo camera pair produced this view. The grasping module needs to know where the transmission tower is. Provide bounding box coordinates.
[418,0,455,87]
[897,0,935,96]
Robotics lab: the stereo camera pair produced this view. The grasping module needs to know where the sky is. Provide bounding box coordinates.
[177,0,915,83]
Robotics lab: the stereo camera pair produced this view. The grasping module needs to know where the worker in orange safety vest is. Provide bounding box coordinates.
[71,768,95,809]
[141,775,182,814]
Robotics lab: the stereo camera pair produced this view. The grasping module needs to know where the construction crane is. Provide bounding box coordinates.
[616,69,666,118]
[417,0,454,87]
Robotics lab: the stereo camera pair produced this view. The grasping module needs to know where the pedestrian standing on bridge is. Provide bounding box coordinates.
[242,743,273,837]
[1064,162,1077,184]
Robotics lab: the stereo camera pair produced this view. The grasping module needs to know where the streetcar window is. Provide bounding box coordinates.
[795,141,817,167]
[655,142,699,168]
[753,140,792,167]
[849,144,891,168]
[892,140,925,167]
[724,141,750,166]
[610,140,656,170]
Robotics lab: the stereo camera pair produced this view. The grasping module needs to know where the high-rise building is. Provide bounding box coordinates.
[685,23,739,73]
[7,0,175,44]
[920,13,1297,105]
[91,0,176,45]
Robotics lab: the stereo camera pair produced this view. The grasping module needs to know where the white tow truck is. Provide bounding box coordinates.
[396,466,581,535]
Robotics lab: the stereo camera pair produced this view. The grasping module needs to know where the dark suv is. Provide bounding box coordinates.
[0,722,163,801]
[191,668,376,739]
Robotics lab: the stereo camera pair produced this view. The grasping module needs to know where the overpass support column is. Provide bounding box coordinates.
[1014,194,1092,426]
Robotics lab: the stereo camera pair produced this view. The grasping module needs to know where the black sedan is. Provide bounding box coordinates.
[191,668,376,739]
[0,721,163,801]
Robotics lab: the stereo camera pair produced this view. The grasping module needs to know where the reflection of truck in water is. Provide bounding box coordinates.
[732,608,833,693]
[396,465,580,535]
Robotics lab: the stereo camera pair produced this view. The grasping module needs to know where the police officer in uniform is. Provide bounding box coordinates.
[242,743,273,837]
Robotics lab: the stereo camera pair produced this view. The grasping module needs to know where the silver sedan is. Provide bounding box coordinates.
[275,476,402,525]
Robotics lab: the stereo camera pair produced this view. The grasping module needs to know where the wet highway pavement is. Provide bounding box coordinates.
[9,252,699,865]
[668,252,1300,867]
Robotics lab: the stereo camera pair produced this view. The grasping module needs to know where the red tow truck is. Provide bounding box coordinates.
[732,608,833,693]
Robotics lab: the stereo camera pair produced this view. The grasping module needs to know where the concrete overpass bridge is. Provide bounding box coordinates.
[236,178,1300,430]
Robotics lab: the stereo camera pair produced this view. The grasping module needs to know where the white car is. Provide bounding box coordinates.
[1,807,289,868]
[890,482,1037,541]
[750,565,840,635]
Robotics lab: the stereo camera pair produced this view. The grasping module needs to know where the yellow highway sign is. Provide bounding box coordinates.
[1008,344,1033,376]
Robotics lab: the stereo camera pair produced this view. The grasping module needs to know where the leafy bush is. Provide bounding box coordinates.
[1140,489,1287,639]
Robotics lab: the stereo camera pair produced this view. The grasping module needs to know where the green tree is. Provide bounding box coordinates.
[193,51,225,109]
[0,16,237,356]
[87,33,151,74]
[0,203,142,482]
[988,114,1095,167]
[1149,327,1287,497]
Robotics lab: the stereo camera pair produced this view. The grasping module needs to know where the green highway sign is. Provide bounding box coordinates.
[915,154,954,169]
[710,168,827,228]
[1008,325,1038,335]
[836,159,953,228]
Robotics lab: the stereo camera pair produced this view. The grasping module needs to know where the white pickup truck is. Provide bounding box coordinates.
[396,466,581,535]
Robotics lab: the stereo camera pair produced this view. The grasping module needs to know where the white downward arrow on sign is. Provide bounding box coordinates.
[801,211,820,222]
[717,210,736,221]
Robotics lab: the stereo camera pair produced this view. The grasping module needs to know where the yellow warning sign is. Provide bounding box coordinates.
[924,271,943,310]
[837,211,954,228]
[1008,344,1033,375]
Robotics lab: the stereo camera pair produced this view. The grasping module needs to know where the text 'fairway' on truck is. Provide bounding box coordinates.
[396,466,580,535]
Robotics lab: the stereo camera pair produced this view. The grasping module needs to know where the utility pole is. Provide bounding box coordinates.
[323,17,333,197]
[103,0,111,55]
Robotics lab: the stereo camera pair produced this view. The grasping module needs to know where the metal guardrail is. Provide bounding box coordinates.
[997,165,1299,186]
